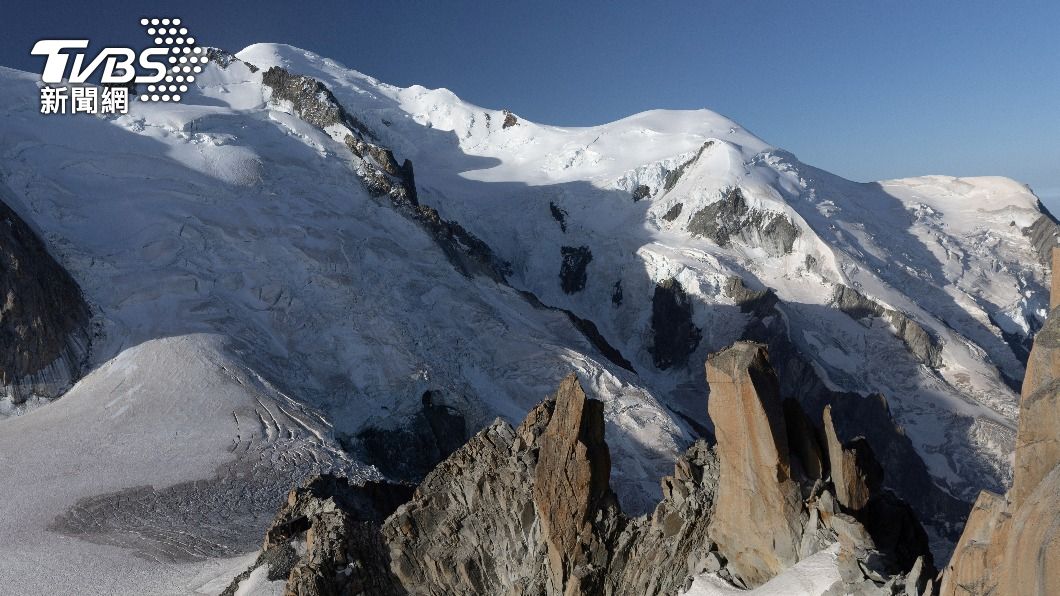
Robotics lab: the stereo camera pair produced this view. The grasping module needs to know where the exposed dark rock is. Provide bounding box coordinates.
[661,203,683,222]
[1023,213,1059,266]
[650,278,702,370]
[549,201,568,232]
[516,288,635,374]
[664,141,713,192]
[223,475,413,596]
[204,47,259,72]
[344,134,419,205]
[611,280,623,306]
[564,311,636,373]
[259,65,418,208]
[560,246,593,294]
[355,395,468,482]
[724,275,778,316]
[0,190,91,404]
[632,185,652,202]
[413,204,512,282]
[502,110,519,128]
[831,284,943,367]
[687,187,800,256]
[262,66,372,137]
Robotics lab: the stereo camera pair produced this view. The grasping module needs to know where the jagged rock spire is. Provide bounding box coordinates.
[940,246,1060,595]
[705,342,804,586]
[534,373,614,594]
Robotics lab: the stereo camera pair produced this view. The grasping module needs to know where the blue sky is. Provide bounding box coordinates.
[5,0,1058,211]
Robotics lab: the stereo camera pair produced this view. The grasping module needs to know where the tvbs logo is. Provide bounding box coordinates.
[32,18,208,115]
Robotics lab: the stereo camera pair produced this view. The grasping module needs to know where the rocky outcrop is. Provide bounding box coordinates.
[563,311,636,373]
[550,201,568,232]
[1024,213,1059,267]
[205,47,259,72]
[0,191,91,405]
[502,110,519,129]
[824,406,883,512]
[661,203,683,222]
[412,204,512,282]
[686,187,800,256]
[534,375,617,593]
[724,275,778,316]
[222,475,413,596]
[831,284,943,368]
[632,185,652,202]
[663,141,713,192]
[251,62,520,286]
[237,355,934,594]
[650,278,702,370]
[739,284,969,540]
[939,247,1060,595]
[560,246,593,294]
[355,390,468,482]
[261,66,374,139]
[703,344,934,591]
[705,343,804,585]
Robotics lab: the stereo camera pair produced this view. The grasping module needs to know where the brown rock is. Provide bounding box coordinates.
[1000,466,1060,596]
[534,373,614,594]
[938,490,1009,595]
[940,249,1060,595]
[1012,301,1060,508]
[1052,247,1060,310]
[706,342,804,586]
[824,406,883,512]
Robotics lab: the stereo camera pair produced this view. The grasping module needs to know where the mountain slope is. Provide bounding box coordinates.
[0,43,1053,594]
[234,44,1052,499]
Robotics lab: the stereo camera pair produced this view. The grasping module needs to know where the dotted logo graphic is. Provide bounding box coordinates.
[138,18,207,103]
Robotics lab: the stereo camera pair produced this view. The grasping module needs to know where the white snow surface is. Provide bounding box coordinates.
[682,544,843,595]
[0,44,1051,593]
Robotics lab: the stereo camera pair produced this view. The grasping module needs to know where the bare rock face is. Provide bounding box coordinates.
[534,375,616,594]
[255,62,513,285]
[236,358,934,595]
[222,475,413,596]
[705,342,804,586]
[686,187,800,257]
[830,284,942,368]
[607,440,721,594]
[1013,288,1060,507]
[560,246,593,294]
[824,406,883,512]
[940,247,1060,595]
[383,415,548,595]
[650,278,702,370]
[0,191,90,404]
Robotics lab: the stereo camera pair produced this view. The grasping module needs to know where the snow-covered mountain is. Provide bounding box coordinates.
[0,43,1053,595]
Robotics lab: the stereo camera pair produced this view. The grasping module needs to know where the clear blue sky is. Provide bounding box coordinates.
[4,0,1058,211]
